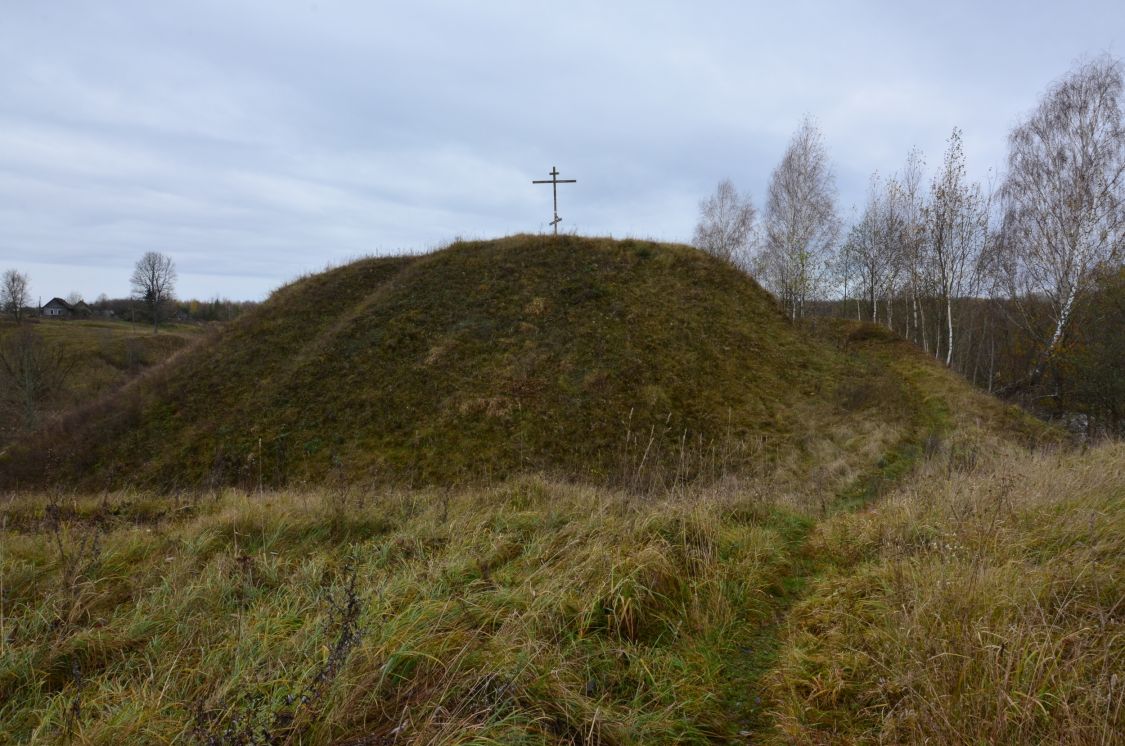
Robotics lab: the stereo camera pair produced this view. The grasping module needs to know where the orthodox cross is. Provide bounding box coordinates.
[532,166,577,235]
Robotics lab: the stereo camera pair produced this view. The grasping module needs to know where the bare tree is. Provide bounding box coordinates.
[131,252,177,334]
[845,172,904,324]
[833,205,862,321]
[897,149,929,351]
[1,269,30,322]
[926,128,989,366]
[0,328,75,429]
[66,291,84,306]
[995,56,1125,389]
[880,177,909,330]
[693,179,758,267]
[761,117,841,319]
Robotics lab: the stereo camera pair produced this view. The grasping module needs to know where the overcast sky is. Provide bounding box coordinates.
[2,1,1122,302]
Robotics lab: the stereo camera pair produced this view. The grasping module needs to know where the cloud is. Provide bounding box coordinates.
[0,0,1121,301]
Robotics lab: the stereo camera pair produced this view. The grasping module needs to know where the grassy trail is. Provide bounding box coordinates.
[719,511,814,738]
[720,343,951,741]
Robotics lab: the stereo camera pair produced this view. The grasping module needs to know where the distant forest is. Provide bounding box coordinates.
[86,294,259,324]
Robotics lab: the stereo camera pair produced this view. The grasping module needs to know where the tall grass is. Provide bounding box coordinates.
[0,478,798,744]
[765,441,1125,744]
[6,440,1118,744]
[2,444,1119,743]
[0,276,1111,744]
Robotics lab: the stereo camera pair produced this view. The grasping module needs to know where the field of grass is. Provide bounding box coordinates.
[0,238,1118,744]
[767,440,1124,745]
[0,478,798,743]
[1,440,1119,744]
[1,334,1115,744]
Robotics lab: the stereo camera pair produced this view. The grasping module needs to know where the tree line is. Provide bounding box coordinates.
[694,56,1125,435]
[1,252,258,329]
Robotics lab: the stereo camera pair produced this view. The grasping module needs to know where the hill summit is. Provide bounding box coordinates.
[8,235,934,489]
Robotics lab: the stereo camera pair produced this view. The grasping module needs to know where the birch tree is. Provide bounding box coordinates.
[693,179,757,267]
[897,150,929,349]
[762,118,841,319]
[844,176,885,323]
[996,56,1125,389]
[926,128,989,366]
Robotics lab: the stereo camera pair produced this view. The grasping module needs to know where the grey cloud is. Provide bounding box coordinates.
[1,0,1121,301]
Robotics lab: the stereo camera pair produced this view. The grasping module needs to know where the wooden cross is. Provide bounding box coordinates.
[532,166,577,235]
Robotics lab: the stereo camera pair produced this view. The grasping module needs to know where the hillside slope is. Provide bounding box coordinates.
[0,235,1040,490]
[0,319,199,445]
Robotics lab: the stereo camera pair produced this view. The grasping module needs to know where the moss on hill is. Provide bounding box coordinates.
[3,235,992,489]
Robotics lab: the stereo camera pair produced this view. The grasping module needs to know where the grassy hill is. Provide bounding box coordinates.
[3,234,1017,491]
[2,236,1117,744]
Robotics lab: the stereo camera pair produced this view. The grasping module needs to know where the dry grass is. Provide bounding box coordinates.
[0,478,804,744]
[765,440,1125,745]
[1,242,1111,744]
[5,439,1117,744]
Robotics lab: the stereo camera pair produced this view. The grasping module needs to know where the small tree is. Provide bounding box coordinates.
[845,171,910,325]
[130,252,177,333]
[897,149,930,352]
[693,179,757,267]
[926,128,989,366]
[761,117,841,319]
[1,269,30,322]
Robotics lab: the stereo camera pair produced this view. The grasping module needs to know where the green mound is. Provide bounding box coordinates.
[5,236,937,489]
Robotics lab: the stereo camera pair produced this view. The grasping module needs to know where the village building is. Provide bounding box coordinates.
[39,298,92,319]
[41,297,72,317]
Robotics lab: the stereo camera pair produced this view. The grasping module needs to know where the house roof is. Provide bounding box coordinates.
[43,297,71,309]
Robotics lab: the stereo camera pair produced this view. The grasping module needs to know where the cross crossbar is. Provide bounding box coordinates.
[532,166,577,235]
